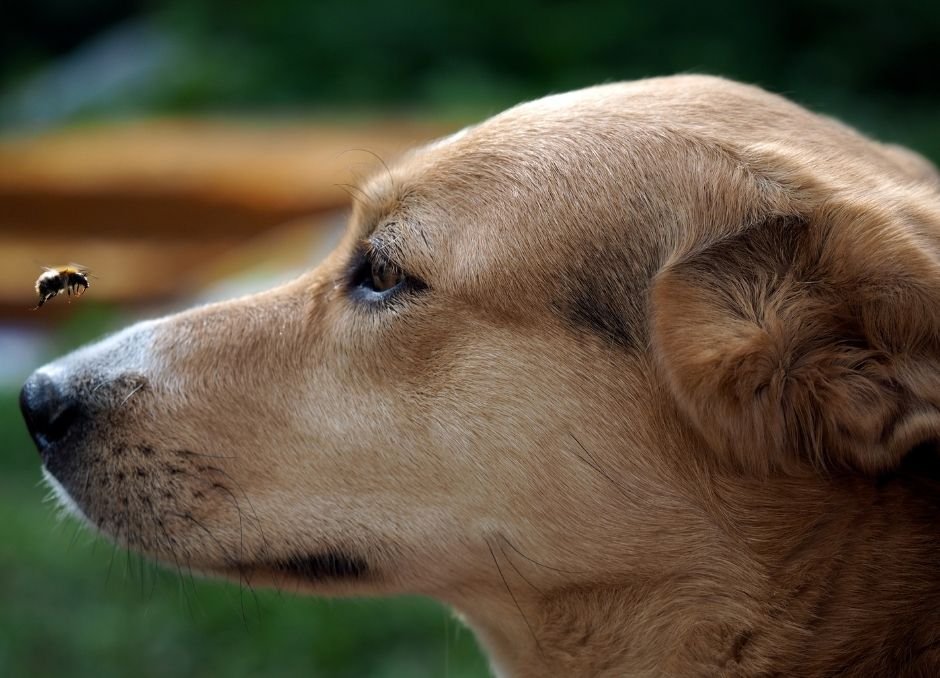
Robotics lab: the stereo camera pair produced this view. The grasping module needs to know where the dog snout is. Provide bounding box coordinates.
[20,371,86,459]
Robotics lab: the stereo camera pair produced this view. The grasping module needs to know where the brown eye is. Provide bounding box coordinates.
[370,259,405,292]
[348,247,426,304]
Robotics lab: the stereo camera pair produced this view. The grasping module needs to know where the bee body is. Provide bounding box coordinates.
[34,266,90,309]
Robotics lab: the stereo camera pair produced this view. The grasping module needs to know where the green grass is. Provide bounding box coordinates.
[0,388,489,677]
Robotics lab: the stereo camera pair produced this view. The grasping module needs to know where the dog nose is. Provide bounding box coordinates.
[20,372,82,456]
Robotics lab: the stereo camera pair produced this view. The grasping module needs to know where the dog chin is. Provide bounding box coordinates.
[41,466,95,528]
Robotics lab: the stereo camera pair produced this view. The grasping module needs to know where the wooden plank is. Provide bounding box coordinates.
[0,119,452,238]
[0,236,238,307]
[0,211,347,323]
[0,119,454,325]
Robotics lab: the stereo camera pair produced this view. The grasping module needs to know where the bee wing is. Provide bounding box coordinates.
[67,262,95,278]
[31,255,64,272]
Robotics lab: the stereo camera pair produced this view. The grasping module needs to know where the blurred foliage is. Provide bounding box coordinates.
[154,0,939,109]
[3,1,940,158]
[2,0,146,83]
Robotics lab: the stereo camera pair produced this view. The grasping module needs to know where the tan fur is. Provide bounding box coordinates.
[33,75,940,676]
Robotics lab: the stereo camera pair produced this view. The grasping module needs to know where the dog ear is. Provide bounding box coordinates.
[652,198,940,475]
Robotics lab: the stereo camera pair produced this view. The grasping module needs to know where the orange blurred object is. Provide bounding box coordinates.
[0,118,452,317]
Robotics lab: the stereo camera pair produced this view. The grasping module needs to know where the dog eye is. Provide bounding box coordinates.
[347,248,424,303]
[369,258,406,293]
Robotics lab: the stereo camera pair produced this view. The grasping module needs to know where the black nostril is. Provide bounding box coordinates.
[20,372,81,456]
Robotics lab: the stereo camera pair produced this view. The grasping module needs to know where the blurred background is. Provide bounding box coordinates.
[1,1,938,676]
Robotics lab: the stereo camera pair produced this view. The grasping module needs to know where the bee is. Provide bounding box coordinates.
[33,265,91,309]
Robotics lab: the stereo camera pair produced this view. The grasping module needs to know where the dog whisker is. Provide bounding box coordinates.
[203,467,272,559]
[173,449,237,460]
[345,147,396,196]
[569,433,636,505]
[498,533,589,576]
[207,481,247,552]
[333,184,366,203]
[119,382,145,407]
[154,513,196,620]
[486,537,545,659]
[333,182,369,206]
[123,543,132,584]
[104,535,120,588]
[67,520,85,552]
[173,509,262,628]
[497,536,545,596]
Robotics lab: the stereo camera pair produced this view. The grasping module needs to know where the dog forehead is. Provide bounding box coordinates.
[355,75,852,325]
[359,89,675,286]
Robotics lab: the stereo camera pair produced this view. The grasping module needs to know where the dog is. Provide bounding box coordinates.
[20,75,940,677]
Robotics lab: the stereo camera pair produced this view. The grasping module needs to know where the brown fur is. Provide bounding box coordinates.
[29,75,940,676]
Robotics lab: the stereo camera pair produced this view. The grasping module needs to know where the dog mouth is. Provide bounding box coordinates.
[43,464,370,586]
[229,551,369,584]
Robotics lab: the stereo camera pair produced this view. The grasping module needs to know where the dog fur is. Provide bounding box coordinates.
[27,75,940,676]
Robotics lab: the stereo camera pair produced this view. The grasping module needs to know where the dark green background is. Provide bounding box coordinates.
[3,0,940,161]
[2,2,938,676]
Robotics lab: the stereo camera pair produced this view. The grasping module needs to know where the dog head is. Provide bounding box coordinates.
[21,75,940,673]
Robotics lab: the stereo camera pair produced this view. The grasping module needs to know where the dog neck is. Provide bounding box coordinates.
[453,455,940,677]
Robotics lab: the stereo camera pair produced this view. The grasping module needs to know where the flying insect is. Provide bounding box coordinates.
[33,265,91,309]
